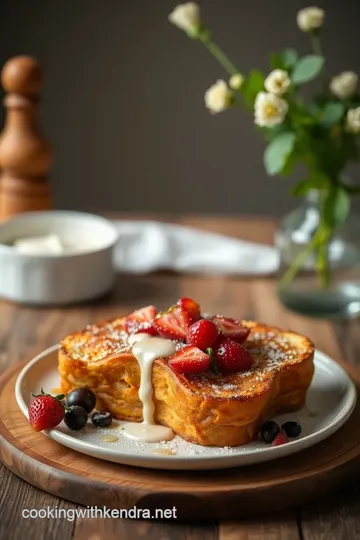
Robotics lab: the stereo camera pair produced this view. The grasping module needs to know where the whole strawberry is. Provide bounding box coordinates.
[28,388,66,431]
[213,338,254,373]
[186,319,218,350]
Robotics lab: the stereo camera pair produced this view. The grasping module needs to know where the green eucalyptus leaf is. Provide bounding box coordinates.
[292,55,325,85]
[281,48,298,69]
[264,131,296,176]
[242,69,265,108]
[320,102,345,128]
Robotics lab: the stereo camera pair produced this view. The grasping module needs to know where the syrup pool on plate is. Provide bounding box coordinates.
[122,334,176,443]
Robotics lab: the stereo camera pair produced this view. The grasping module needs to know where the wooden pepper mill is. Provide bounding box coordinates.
[0,56,52,221]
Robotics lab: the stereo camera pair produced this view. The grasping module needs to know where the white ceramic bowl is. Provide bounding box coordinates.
[0,211,118,305]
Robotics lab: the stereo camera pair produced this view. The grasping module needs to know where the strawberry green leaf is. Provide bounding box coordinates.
[206,347,219,374]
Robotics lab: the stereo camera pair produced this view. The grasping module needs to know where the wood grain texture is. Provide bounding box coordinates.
[0,216,359,539]
[73,519,218,540]
[0,463,76,540]
[219,517,300,540]
[301,482,360,540]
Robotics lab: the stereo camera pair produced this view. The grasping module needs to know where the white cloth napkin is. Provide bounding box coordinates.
[113,221,279,276]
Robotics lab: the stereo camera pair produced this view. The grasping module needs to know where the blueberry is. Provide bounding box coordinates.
[91,411,113,428]
[64,406,88,430]
[259,420,280,443]
[66,387,96,413]
[281,421,302,438]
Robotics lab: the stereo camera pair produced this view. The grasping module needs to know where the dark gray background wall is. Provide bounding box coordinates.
[0,0,359,216]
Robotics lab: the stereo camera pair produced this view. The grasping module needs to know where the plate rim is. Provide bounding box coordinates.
[15,344,357,470]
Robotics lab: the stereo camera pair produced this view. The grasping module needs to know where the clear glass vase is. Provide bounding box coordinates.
[275,190,360,319]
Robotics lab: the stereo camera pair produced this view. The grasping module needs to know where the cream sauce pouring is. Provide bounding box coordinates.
[122,333,176,443]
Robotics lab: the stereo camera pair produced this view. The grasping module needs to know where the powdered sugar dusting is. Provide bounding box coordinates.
[62,319,131,362]
[79,423,259,456]
[186,328,309,396]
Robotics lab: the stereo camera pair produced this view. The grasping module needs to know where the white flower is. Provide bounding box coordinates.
[330,72,358,99]
[254,92,288,127]
[297,7,324,32]
[204,80,231,114]
[346,108,360,134]
[229,74,244,90]
[168,2,200,35]
[264,70,291,96]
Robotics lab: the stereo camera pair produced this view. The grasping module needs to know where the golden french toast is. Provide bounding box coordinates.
[58,299,314,447]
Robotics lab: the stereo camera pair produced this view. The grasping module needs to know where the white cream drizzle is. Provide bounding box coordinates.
[122,334,176,443]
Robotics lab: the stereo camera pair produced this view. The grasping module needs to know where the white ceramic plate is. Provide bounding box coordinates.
[15,345,357,470]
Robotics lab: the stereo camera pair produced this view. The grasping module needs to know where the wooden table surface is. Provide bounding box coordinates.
[1,215,360,540]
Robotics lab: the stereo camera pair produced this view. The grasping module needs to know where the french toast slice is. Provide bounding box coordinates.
[58,317,314,447]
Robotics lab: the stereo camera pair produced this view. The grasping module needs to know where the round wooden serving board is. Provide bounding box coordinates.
[1,361,360,519]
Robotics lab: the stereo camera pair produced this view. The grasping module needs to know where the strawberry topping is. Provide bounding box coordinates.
[125,305,158,335]
[271,429,289,447]
[213,338,254,373]
[153,305,194,340]
[169,346,211,374]
[177,297,201,321]
[212,316,250,343]
[186,319,218,350]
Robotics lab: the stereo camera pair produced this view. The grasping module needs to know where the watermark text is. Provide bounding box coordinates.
[22,505,177,521]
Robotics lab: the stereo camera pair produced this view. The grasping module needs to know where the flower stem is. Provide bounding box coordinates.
[310,31,328,93]
[310,32,323,56]
[200,36,239,76]
[279,219,333,290]
[316,227,331,287]
[279,233,320,288]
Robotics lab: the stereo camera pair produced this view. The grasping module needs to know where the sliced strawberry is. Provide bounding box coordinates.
[153,305,193,340]
[177,297,201,321]
[271,429,289,447]
[125,305,158,335]
[212,316,250,343]
[169,346,211,374]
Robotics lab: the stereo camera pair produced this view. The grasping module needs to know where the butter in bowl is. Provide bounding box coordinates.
[0,211,118,305]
